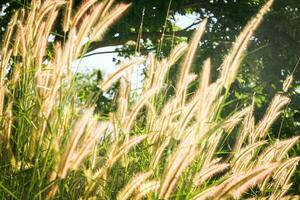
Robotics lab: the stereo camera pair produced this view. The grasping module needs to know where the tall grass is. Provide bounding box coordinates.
[0,0,299,199]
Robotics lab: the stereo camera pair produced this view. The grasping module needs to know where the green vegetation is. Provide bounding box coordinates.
[0,0,299,199]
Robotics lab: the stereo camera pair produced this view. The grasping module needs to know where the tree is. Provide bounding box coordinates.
[2,0,299,136]
[1,1,299,119]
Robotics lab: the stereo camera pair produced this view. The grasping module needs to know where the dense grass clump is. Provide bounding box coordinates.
[0,0,299,199]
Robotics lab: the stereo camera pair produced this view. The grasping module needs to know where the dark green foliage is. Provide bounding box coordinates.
[75,70,117,116]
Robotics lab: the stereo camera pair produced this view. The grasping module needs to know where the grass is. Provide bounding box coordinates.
[0,0,299,199]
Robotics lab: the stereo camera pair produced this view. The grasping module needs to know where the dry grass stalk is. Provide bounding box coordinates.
[283,74,293,92]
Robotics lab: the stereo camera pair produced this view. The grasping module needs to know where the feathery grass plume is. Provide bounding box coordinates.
[191,173,246,200]
[71,123,108,169]
[174,88,206,140]
[71,1,130,57]
[0,11,18,114]
[231,164,279,199]
[101,58,144,91]
[134,180,160,200]
[274,157,300,181]
[56,108,100,178]
[33,21,46,62]
[42,4,61,42]
[194,58,211,119]
[221,106,251,133]
[257,137,300,192]
[144,53,156,90]
[117,172,152,200]
[147,108,175,151]
[145,100,156,127]
[151,105,178,141]
[18,22,27,58]
[143,42,189,92]
[12,20,22,56]
[33,0,65,36]
[194,164,278,200]
[2,102,13,149]
[90,3,131,41]
[74,3,106,55]
[0,10,18,57]
[144,58,164,92]
[72,0,97,27]
[159,132,198,199]
[82,135,148,197]
[63,29,77,78]
[258,136,299,163]
[232,141,267,172]
[194,79,224,140]
[99,0,114,17]
[124,88,157,136]
[117,76,131,125]
[48,109,108,197]
[1,0,67,159]
[166,42,188,68]
[193,163,230,186]
[160,146,198,199]
[176,73,199,110]
[98,135,148,179]
[234,99,255,153]
[2,102,16,167]
[150,136,171,169]
[201,131,223,170]
[176,19,207,107]
[219,0,274,89]
[252,94,290,142]
[1,0,300,198]
[270,157,300,193]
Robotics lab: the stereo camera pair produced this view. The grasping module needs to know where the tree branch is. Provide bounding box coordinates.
[87,29,194,53]
[83,47,155,58]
